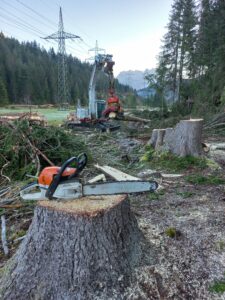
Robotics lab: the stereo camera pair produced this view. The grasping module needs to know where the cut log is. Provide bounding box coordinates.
[94,164,139,181]
[0,195,142,300]
[123,113,150,123]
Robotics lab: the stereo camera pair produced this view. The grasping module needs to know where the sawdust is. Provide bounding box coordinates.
[39,195,126,216]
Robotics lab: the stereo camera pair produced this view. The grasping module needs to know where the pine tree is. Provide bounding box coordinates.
[0,78,9,106]
[0,35,133,105]
[152,0,197,103]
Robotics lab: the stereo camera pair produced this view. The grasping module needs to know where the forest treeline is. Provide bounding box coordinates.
[146,0,225,115]
[0,33,131,106]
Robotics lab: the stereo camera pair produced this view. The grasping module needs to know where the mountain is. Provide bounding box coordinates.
[117,69,155,91]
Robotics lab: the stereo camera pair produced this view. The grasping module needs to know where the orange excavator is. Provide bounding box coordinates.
[66,54,124,132]
[102,60,124,119]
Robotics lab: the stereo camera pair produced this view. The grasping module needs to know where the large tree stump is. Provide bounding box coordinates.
[164,119,203,156]
[0,195,142,300]
[149,119,203,157]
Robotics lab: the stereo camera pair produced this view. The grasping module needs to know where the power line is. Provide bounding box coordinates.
[54,0,95,46]
[2,0,94,58]
[15,0,58,28]
[40,0,95,49]
[0,12,45,38]
[1,0,57,33]
[0,5,84,56]
[1,0,95,62]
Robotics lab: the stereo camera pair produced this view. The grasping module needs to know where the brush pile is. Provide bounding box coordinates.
[0,120,90,182]
[204,112,225,132]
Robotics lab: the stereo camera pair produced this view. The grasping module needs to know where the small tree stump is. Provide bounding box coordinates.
[155,129,166,150]
[148,129,158,148]
[0,195,142,300]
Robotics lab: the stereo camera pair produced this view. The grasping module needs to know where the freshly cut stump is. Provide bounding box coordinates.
[0,195,141,300]
[149,119,204,157]
[163,119,203,157]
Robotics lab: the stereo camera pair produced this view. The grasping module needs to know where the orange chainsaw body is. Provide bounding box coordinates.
[38,166,76,186]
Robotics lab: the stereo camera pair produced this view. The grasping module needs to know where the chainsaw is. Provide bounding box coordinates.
[20,153,158,201]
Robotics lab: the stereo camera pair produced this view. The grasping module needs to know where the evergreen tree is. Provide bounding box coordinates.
[151,0,197,104]
[0,34,132,105]
[0,78,9,106]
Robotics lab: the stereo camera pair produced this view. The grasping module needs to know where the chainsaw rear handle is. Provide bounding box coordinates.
[77,153,88,172]
[46,154,87,200]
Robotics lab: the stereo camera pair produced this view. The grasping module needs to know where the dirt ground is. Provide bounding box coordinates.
[0,123,225,299]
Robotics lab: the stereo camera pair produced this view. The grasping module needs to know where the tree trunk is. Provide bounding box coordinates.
[163,119,203,157]
[0,195,142,300]
[149,119,204,157]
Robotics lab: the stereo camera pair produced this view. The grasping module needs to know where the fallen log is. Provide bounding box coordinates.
[0,195,142,299]
[1,216,9,256]
[123,114,151,123]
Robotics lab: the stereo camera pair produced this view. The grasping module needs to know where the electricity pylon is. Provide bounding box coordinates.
[88,40,105,60]
[44,7,81,109]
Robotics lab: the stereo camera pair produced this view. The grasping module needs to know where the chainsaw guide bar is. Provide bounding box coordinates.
[20,155,158,202]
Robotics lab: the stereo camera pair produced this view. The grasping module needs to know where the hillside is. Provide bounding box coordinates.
[0,33,130,106]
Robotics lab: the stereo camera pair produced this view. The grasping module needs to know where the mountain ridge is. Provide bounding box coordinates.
[117,69,155,91]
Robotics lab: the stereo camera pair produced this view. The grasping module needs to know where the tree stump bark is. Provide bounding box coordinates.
[0,195,142,300]
[155,129,166,150]
[163,119,203,157]
[148,129,158,148]
[149,119,203,157]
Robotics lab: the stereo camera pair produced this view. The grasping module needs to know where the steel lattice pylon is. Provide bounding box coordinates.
[44,7,80,109]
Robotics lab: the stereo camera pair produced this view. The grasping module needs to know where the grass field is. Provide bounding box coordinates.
[0,107,75,125]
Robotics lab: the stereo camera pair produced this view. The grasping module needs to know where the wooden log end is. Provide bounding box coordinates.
[38,195,127,217]
[182,118,203,122]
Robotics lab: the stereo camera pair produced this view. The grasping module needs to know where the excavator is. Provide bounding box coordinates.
[101,58,124,120]
[66,53,123,132]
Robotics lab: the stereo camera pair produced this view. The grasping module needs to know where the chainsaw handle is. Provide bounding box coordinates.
[46,154,88,199]
[77,153,88,171]
[67,153,88,180]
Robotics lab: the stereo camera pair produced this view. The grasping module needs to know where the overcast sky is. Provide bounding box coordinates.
[0,0,174,75]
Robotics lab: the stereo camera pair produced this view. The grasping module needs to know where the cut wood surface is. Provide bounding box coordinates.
[94,164,140,181]
[0,194,142,299]
[87,174,106,184]
[39,195,126,216]
[203,142,225,151]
